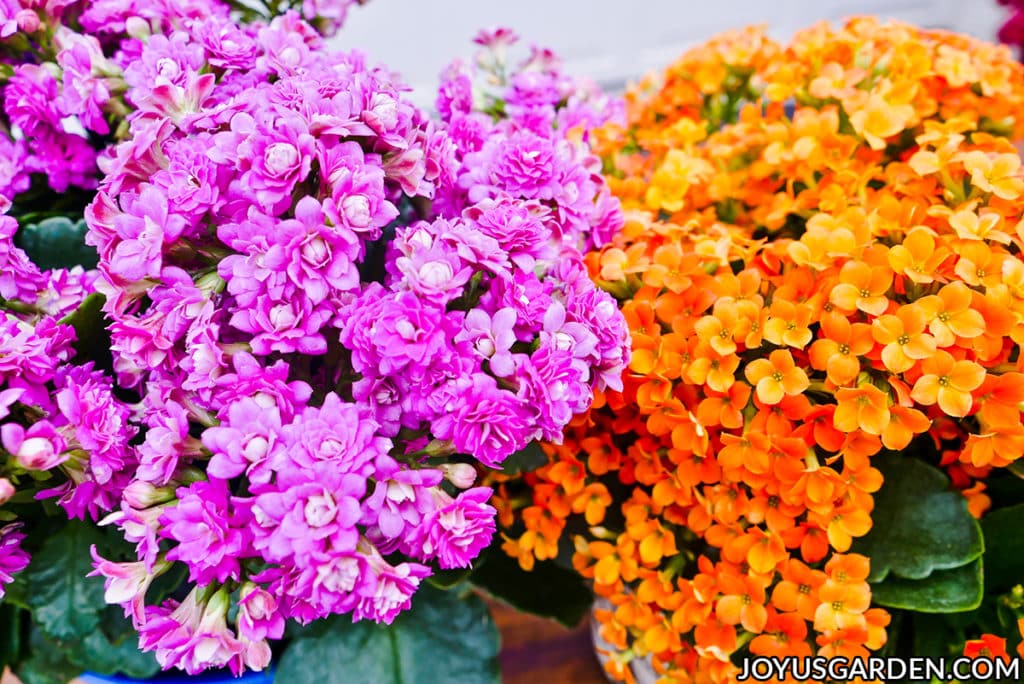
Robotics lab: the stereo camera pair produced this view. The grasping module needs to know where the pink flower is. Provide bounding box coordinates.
[0,523,29,599]
[109,186,188,282]
[56,28,114,135]
[89,546,171,625]
[352,550,430,625]
[415,487,496,569]
[458,307,518,377]
[431,374,539,467]
[140,585,244,675]
[160,479,250,584]
[1,420,67,471]
[202,398,283,482]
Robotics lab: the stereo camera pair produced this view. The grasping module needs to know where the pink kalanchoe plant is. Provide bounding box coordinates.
[78,12,629,678]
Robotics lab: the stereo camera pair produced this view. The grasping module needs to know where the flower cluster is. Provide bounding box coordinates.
[0,0,371,612]
[434,27,627,253]
[0,0,364,206]
[492,18,1024,683]
[82,15,628,677]
[0,192,129,599]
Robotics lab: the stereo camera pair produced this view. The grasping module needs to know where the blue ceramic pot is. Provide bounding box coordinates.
[78,670,274,684]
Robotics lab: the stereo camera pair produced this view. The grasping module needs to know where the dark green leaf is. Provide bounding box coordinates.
[3,573,29,610]
[67,627,160,680]
[0,604,23,674]
[500,441,547,476]
[851,454,983,582]
[910,612,962,659]
[470,543,592,628]
[25,520,106,641]
[276,584,499,684]
[871,558,984,613]
[10,628,80,684]
[59,293,112,371]
[15,216,98,271]
[980,504,1024,593]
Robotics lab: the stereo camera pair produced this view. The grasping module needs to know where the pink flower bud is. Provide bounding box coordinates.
[0,478,13,505]
[15,10,39,34]
[440,462,477,488]
[122,479,176,509]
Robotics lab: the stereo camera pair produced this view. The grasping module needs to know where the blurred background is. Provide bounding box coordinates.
[335,0,1007,105]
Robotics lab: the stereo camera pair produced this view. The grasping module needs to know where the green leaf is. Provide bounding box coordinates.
[981,504,1024,593]
[470,543,592,628]
[851,454,983,582]
[500,441,547,475]
[59,292,112,370]
[25,520,106,642]
[15,216,98,271]
[910,612,963,659]
[276,585,500,684]
[66,627,160,680]
[871,558,984,613]
[0,604,23,674]
[11,628,80,684]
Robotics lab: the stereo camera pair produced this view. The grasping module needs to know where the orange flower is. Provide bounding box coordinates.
[808,313,874,385]
[871,305,937,373]
[772,558,826,621]
[744,350,810,405]
[715,572,769,634]
[833,385,891,436]
[974,373,1024,427]
[849,93,915,150]
[910,350,986,417]
[750,610,813,658]
[881,405,931,451]
[947,206,1013,244]
[829,260,893,316]
[763,300,815,348]
[887,226,951,284]
[916,282,986,347]
[964,634,1010,663]
[959,150,1024,200]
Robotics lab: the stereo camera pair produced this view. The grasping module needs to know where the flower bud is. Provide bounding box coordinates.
[16,436,65,470]
[124,16,150,39]
[15,10,39,34]
[440,462,477,489]
[0,478,14,505]
[122,480,176,509]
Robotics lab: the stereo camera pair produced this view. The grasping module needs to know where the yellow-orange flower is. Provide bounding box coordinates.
[828,261,893,316]
[910,350,986,417]
[744,350,810,405]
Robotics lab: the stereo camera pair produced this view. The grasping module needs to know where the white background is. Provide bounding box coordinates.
[334,0,1009,105]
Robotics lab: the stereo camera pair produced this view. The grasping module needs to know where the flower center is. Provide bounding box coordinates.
[342,195,371,228]
[264,142,299,175]
[304,491,338,527]
[418,261,453,287]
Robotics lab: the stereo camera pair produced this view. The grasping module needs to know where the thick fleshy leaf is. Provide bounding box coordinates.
[59,293,112,370]
[15,216,98,271]
[500,441,547,475]
[980,504,1024,593]
[871,558,983,613]
[25,520,106,641]
[10,627,80,684]
[275,585,499,684]
[0,604,23,675]
[851,453,983,582]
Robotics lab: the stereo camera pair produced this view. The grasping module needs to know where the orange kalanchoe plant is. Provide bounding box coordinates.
[491,17,1024,684]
